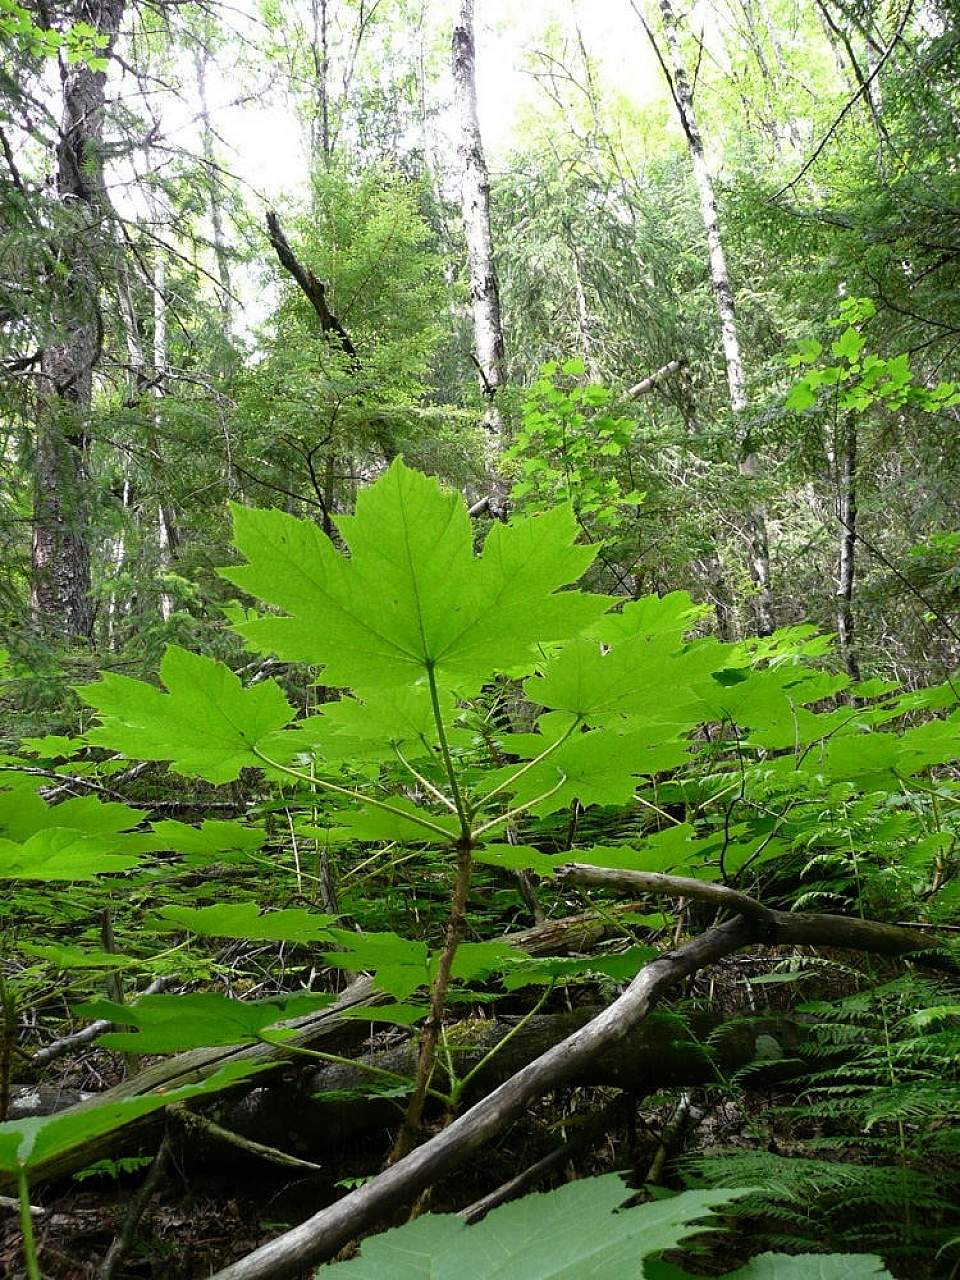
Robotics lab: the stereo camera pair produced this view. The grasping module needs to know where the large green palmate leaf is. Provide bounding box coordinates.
[647,1258,890,1280]
[76,991,336,1053]
[0,782,154,879]
[260,686,468,771]
[223,459,614,695]
[0,1062,264,1172]
[0,828,151,880]
[0,785,145,842]
[587,590,711,645]
[324,797,461,844]
[479,724,690,817]
[149,819,266,865]
[524,634,716,727]
[149,901,335,943]
[81,646,295,783]
[723,1257,891,1279]
[317,1177,746,1278]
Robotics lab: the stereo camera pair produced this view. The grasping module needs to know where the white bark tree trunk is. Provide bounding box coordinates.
[452,0,508,513]
[151,232,176,622]
[654,0,774,635]
[194,41,234,325]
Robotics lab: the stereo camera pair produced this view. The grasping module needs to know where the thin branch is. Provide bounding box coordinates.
[98,1134,172,1280]
[771,0,915,200]
[265,210,357,358]
[558,863,948,960]
[31,977,173,1067]
[627,359,685,399]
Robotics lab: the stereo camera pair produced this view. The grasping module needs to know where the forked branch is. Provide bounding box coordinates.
[208,881,949,1279]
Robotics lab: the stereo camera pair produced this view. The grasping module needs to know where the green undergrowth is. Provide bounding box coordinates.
[0,461,958,1274]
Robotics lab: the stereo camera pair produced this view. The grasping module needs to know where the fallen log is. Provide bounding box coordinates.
[16,902,646,1186]
[208,892,950,1280]
[209,917,755,1279]
[224,1006,804,1158]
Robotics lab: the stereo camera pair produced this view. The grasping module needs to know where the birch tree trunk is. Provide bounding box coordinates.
[151,228,176,622]
[566,228,599,379]
[108,251,147,646]
[194,41,234,325]
[310,0,332,165]
[452,0,508,515]
[32,0,125,640]
[652,0,774,635]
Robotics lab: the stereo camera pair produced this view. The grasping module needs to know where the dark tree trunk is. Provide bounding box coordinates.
[31,0,125,641]
[836,416,861,681]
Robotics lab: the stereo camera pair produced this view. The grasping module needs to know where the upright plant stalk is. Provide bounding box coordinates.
[388,839,473,1164]
[452,0,508,514]
[642,0,774,635]
[389,667,474,1163]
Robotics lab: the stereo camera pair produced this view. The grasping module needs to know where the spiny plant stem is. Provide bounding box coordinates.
[426,662,471,840]
[393,745,458,812]
[258,1034,447,1100]
[473,774,569,838]
[452,982,553,1107]
[253,748,454,840]
[473,714,581,810]
[387,839,473,1164]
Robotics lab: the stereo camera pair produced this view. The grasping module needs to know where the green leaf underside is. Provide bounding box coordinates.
[320,932,522,998]
[0,829,149,880]
[721,1257,891,1279]
[502,947,658,989]
[76,991,336,1053]
[0,1062,265,1171]
[81,646,294,783]
[223,460,613,694]
[150,901,335,942]
[149,819,266,864]
[0,785,143,842]
[317,1177,747,1277]
[19,943,139,969]
[325,798,461,843]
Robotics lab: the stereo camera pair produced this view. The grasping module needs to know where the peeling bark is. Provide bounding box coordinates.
[452,0,508,511]
[649,0,774,635]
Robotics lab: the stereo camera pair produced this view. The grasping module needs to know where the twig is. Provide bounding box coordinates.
[176,1111,325,1174]
[0,1192,43,1216]
[459,1097,623,1222]
[31,977,172,1067]
[98,1133,172,1279]
[770,1,914,200]
[627,359,685,398]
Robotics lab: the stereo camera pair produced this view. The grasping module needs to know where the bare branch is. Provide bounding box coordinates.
[627,358,685,399]
[265,210,357,359]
